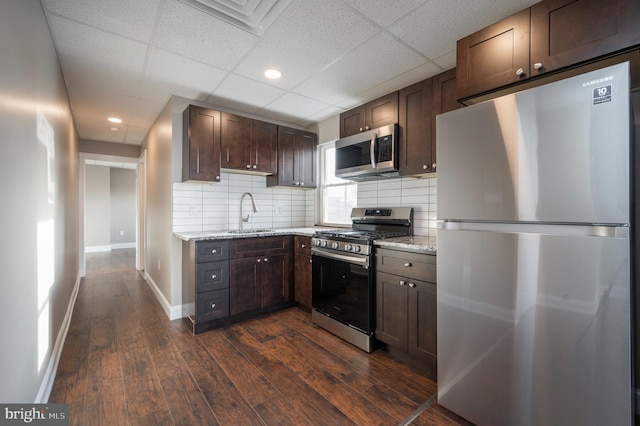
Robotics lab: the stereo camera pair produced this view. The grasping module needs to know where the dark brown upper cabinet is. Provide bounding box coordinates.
[267,126,317,189]
[456,8,531,101]
[457,0,640,101]
[398,68,463,177]
[339,92,399,138]
[182,105,221,183]
[221,112,277,174]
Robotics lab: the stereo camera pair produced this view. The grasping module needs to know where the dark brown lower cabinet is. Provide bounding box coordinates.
[294,235,312,311]
[229,237,293,316]
[375,248,437,378]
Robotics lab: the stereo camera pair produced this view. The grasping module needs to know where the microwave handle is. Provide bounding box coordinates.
[369,133,377,169]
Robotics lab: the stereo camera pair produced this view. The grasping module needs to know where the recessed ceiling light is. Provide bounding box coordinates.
[110,127,119,131]
[108,117,122,123]
[264,69,282,79]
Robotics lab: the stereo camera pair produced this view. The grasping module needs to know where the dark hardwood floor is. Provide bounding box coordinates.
[50,248,469,425]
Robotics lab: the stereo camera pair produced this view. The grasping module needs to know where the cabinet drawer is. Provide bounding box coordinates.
[295,236,311,256]
[196,261,229,293]
[376,248,436,282]
[196,240,230,263]
[196,289,229,322]
[230,236,291,258]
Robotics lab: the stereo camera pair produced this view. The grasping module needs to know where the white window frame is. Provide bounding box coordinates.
[317,140,357,227]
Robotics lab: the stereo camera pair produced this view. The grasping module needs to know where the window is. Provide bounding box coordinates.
[318,141,357,226]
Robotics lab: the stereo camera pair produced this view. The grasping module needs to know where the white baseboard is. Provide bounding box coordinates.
[85,245,111,253]
[111,242,135,249]
[143,272,182,320]
[35,273,81,403]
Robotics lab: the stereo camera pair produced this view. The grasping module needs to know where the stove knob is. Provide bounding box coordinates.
[321,240,328,248]
[353,245,361,253]
[314,240,321,246]
[344,244,352,251]
[332,242,339,249]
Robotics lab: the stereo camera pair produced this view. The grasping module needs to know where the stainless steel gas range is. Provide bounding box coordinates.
[311,207,413,352]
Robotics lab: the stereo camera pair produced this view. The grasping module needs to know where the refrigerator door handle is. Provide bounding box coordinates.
[438,221,629,238]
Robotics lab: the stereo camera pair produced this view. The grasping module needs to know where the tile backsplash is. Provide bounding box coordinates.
[173,173,314,233]
[357,176,437,245]
[173,173,437,246]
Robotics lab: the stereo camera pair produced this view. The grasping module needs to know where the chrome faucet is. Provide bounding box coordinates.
[239,192,258,231]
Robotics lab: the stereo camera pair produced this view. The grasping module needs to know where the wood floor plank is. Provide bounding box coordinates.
[222,324,280,367]
[129,408,175,426]
[362,382,421,423]
[181,345,262,424]
[198,330,279,406]
[267,336,398,425]
[161,368,219,426]
[252,395,311,426]
[83,379,129,426]
[258,359,356,425]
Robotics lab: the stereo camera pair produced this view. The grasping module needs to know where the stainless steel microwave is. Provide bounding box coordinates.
[334,123,399,181]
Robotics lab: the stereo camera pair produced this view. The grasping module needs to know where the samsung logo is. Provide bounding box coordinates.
[583,75,614,86]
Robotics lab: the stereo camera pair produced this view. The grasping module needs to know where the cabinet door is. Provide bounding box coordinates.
[398,78,433,176]
[339,105,366,138]
[252,119,277,173]
[456,8,531,100]
[261,253,292,308]
[295,130,317,188]
[408,279,437,364]
[183,106,221,182]
[229,257,261,315]
[272,126,296,186]
[432,68,464,173]
[196,290,229,322]
[375,271,408,351]
[366,92,399,130]
[221,112,251,170]
[294,253,312,310]
[530,0,640,74]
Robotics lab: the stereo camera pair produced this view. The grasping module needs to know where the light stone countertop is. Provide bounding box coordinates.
[174,227,324,242]
[374,235,437,254]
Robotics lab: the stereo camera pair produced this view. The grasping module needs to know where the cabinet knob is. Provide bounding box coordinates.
[432,163,436,169]
[211,274,217,279]
[246,164,251,169]
[257,258,262,262]
[399,280,407,286]
[409,283,416,288]
[211,249,217,254]
[404,262,412,267]
[253,165,257,169]
[215,176,220,180]
[365,126,370,131]
[309,259,312,263]
[301,244,306,248]
[533,62,543,70]
[516,68,526,76]
[300,182,305,186]
[211,303,216,309]
[359,127,363,132]
[264,257,268,262]
[423,164,429,170]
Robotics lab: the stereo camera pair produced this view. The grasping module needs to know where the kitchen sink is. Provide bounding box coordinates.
[225,229,274,234]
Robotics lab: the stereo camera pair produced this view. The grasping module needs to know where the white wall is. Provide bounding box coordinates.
[110,168,136,246]
[85,165,111,248]
[0,0,80,403]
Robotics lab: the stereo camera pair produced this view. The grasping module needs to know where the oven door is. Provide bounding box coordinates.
[311,249,373,334]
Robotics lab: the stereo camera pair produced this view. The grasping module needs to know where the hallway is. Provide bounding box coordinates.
[49,248,467,425]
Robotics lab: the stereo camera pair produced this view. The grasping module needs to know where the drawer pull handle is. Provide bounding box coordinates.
[257,258,261,262]
[211,303,216,309]
[409,283,416,288]
[301,244,306,248]
[264,258,268,262]
[211,249,217,254]
[404,262,412,267]
[211,274,217,279]
[399,280,406,286]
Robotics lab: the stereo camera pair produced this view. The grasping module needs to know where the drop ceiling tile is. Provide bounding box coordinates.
[138,48,228,104]
[127,99,166,128]
[342,0,427,27]
[209,73,286,111]
[233,0,379,90]
[433,50,456,70]
[153,0,258,70]
[388,0,539,59]
[41,0,161,42]
[261,93,330,122]
[294,32,425,107]
[75,117,126,143]
[124,126,150,144]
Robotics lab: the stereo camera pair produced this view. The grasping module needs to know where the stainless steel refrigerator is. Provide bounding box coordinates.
[436,61,634,426]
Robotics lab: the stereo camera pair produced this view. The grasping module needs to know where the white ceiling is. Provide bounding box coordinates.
[40,0,539,146]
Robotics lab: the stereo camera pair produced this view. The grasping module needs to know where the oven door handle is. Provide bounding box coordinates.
[312,249,370,268]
